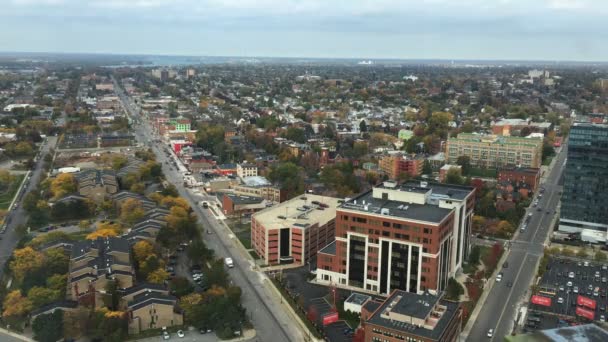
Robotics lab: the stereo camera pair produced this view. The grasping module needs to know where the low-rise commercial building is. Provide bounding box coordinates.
[361,290,462,342]
[251,194,340,266]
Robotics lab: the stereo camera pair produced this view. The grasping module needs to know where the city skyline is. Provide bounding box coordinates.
[2,0,608,62]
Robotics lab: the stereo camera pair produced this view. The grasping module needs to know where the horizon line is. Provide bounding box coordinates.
[1,50,608,65]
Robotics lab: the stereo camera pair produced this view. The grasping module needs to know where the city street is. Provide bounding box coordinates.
[0,136,58,277]
[114,79,304,342]
[467,147,568,341]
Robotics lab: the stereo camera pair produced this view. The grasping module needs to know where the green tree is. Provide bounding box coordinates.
[27,286,60,309]
[445,278,464,300]
[32,310,64,342]
[422,160,432,175]
[468,245,481,266]
[595,251,607,262]
[268,162,303,199]
[456,156,472,175]
[445,167,464,185]
[359,120,367,133]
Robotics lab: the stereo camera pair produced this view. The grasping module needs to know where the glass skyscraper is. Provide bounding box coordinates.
[559,122,608,240]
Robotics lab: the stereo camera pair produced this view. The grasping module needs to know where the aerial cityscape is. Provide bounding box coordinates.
[1,2,608,342]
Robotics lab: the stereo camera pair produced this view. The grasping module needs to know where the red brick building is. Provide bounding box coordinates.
[317,181,475,295]
[497,167,540,192]
[251,194,340,266]
[221,193,267,216]
[379,154,423,180]
[361,290,462,342]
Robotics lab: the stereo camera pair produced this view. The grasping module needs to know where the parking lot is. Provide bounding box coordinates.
[528,257,608,328]
[276,267,359,342]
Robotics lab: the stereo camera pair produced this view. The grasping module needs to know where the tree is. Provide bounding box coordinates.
[139,254,163,278]
[27,286,60,308]
[111,155,128,170]
[456,156,472,175]
[205,259,229,288]
[170,277,195,297]
[50,173,77,199]
[496,220,514,237]
[32,310,64,342]
[119,198,145,225]
[132,240,155,263]
[47,274,67,296]
[161,196,190,211]
[577,249,589,258]
[44,247,69,274]
[359,120,367,133]
[10,247,44,283]
[2,290,32,317]
[468,245,481,266]
[595,251,607,262]
[446,278,465,300]
[422,160,432,175]
[445,167,464,185]
[15,141,34,155]
[268,162,304,199]
[147,268,169,284]
[86,228,118,240]
[283,127,306,144]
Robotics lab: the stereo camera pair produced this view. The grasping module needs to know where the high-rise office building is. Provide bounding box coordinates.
[316,181,475,295]
[559,122,608,242]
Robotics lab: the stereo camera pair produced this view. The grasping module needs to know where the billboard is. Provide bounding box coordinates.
[576,306,595,320]
[322,312,339,326]
[577,295,597,310]
[531,295,552,307]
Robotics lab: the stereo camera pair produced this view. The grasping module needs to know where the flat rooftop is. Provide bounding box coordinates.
[252,194,340,231]
[345,293,372,306]
[341,191,451,223]
[366,290,460,340]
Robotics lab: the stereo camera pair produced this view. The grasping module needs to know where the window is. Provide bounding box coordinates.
[383,221,390,227]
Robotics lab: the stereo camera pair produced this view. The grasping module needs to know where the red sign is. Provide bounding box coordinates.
[322,312,339,326]
[531,295,552,307]
[576,306,595,320]
[577,295,597,310]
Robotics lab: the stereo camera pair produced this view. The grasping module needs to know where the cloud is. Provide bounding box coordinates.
[2,0,608,60]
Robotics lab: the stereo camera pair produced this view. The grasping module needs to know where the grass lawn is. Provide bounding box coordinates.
[249,250,261,260]
[0,174,25,210]
[237,232,251,249]
[467,167,497,178]
[228,219,252,249]
[542,155,554,166]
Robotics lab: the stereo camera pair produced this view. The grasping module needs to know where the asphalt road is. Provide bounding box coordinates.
[114,79,303,342]
[467,147,568,341]
[0,136,58,277]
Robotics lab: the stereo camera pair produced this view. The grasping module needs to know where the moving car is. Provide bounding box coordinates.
[487,329,493,338]
[225,257,234,268]
[177,330,185,338]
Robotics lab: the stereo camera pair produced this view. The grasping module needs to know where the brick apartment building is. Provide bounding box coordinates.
[317,181,475,295]
[361,290,462,342]
[379,154,423,180]
[251,194,340,266]
[497,166,541,193]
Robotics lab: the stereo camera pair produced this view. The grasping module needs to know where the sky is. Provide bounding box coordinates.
[1,0,608,61]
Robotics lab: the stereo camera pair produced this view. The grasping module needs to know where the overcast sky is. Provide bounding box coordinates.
[1,0,607,61]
